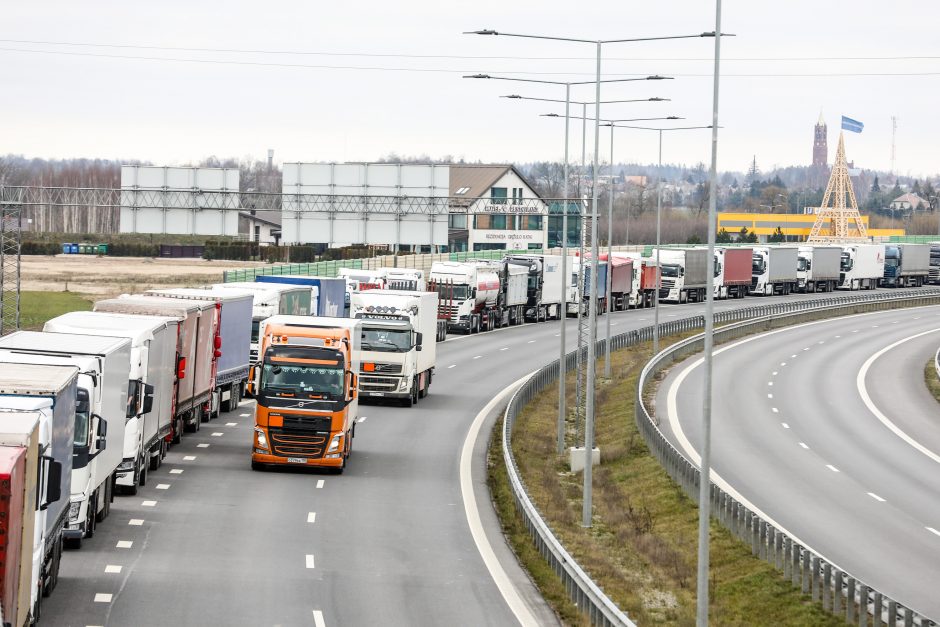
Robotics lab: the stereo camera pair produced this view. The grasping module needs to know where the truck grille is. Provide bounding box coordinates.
[269,426,328,458]
[360,375,399,391]
[439,304,459,322]
[368,363,402,374]
[660,278,675,289]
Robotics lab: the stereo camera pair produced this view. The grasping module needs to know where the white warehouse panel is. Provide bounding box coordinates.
[120,165,240,236]
[281,162,449,246]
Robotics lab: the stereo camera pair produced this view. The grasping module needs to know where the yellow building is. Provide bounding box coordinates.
[717,212,904,240]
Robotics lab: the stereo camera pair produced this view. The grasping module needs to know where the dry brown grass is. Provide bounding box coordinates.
[925,359,940,405]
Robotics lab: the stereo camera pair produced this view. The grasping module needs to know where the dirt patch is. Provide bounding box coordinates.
[21,255,265,298]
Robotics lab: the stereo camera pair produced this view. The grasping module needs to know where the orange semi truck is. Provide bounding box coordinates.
[251,315,361,474]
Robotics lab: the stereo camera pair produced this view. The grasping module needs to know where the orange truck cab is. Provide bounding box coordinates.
[251,315,361,473]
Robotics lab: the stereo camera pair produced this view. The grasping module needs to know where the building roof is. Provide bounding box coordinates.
[817,110,826,126]
[891,193,928,207]
[239,210,281,227]
[449,164,512,197]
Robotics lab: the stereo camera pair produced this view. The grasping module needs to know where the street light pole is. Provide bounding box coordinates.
[697,2,723,625]
[604,124,614,379]
[583,40,601,529]
[558,84,570,455]
[654,129,663,354]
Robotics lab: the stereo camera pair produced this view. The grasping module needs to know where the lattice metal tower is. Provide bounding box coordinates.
[0,200,22,335]
[807,132,869,243]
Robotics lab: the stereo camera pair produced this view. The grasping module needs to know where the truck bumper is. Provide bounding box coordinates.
[63,527,85,540]
[251,452,343,468]
[361,390,409,400]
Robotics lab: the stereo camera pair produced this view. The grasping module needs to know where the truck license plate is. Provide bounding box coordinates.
[286,457,307,464]
[370,392,384,396]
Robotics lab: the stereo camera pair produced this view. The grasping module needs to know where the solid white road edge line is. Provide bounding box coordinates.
[460,372,540,627]
[856,326,940,466]
[663,307,938,572]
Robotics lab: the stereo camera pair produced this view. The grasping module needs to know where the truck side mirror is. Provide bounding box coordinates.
[142,383,155,414]
[42,457,62,508]
[97,416,108,437]
[415,332,423,348]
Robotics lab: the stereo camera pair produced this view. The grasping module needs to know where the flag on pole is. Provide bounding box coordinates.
[841,116,864,133]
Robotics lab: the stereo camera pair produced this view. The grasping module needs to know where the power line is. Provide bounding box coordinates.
[1,38,939,62]
[2,46,940,78]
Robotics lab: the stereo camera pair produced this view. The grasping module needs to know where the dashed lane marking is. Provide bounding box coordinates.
[197,443,210,448]
[316,480,324,489]
[142,500,157,507]
[772,408,779,413]
[500,347,509,351]
[169,469,183,474]
[313,610,326,627]
[780,362,786,366]
[156,484,170,490]
[357,416,367,423]
[448,364,456,369]
[528,340,535,343]
[128,519,144,526]
[781,423,789,429]
[211,432,224,437]
[307,512,317,523]
[799,442,810,449]
[306,554,316,569]
[239,413,250,417]
[104,565,122,574]
[868,492,886,502]
[927,527,940,538]
[94,593,112,603]
[225,422,237,426]
[183,456,196,461]
[767,393,773,399]
[826,464,840,473]
[116,541,133,549]
[772,371,778,376]
[473,355,482,359]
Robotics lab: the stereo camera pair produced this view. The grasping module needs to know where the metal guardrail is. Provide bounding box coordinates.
[502,287,940,626]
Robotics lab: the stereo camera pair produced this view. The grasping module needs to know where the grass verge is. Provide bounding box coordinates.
[492,338,842,626]
[925,358,940,405]
[19,290,93,330]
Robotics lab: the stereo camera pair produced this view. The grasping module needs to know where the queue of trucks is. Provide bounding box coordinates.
[0,240,935,624]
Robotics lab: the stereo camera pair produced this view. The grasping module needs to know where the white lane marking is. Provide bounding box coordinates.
[554,333,560,337]
[914,317,921,320]
[460,372,542,627]
[357,416,367,423]
[927,527,940,538]
[313,610,326,627]
[767,393,773,399]
[225,422,237,426]
[307,512,317,524]
[780,361,786,366]
[852,330,860,333]
[473,355,482,360]
[791,354,797,358]
[527,340,535,343]
[448,364,457,369]
[826,464,840,473]
[803,347,811,351]
[169,469,183,474]
[128,519,144,526]
[611,322,618,326]
[638,318,647,321]
[857,326,940,466]
[94,593,112,603]
[892,320,899,324]
[868,492,886,502]
[211,432,224,437]
[500,347,509,351]
[817,340,825,344]
[305,554,316,569]
[767,382,773,386]
[116,540,133,549]
[316,480,324,489]
[772,408,778,413]
[183,456,196,461]
[239,413,250,417]
[781,423,789,429]
[772,371,778,376]
[197,443,210,448]
[142,500,157,507]
[872,325,879,328]
[799,442,810,449]
[834,335,841,339]
[156,484,170,490]
[105,565,122,574]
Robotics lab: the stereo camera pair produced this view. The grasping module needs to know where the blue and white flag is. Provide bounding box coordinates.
[841,116,864,133]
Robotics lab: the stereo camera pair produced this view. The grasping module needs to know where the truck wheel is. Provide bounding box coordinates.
[251,461,264,471]
[149,448,161,471]
[412,379,420,405]
[43,537,62,596]
[139,457,148,487]
[95,478,111,523]
[85,493,97,539]
[222,389,233,413]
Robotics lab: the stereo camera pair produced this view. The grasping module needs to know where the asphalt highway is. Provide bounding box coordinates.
[658,305,940,619]
[38,288,925,626]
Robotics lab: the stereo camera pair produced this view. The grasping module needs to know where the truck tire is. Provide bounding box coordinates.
[139,456,148,487]
[251,461,264,471]
[95,478,111,523]
[43,537,62,597]
[222,387,234,413]
[149,447,161,471]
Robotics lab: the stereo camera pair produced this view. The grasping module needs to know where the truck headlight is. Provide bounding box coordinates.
[254,428,269,450]
[68,501,82,523]
[328,434,342,453]
[398,378,409,391]
[117,458,135,472]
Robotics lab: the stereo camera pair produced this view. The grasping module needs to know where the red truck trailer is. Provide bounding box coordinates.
[714,247,752,299]
[597,253,634,311]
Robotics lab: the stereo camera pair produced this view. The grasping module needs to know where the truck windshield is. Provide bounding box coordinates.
[251,320,261,344]
[841,253,853,272]
[885,257,899,267]
[361,328,412,353]
[661,264,680,278]
[260,346,345,400]
[797,257,809,272]
[433,283,469,300]
[752,255,766,274]
[75,388,91,448]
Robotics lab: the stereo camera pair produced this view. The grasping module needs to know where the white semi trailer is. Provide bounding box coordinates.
[0,333,129,548]
[838,244,884,290]
[429,261,501,333]
[350,290,438,406]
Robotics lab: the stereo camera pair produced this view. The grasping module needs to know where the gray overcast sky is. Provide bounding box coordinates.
[2,1,938,177]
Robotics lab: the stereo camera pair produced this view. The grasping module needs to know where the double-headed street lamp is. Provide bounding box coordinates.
[466,71,671,455]
[466,27,719,532]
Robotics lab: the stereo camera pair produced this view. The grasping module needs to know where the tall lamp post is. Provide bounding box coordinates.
[465,72,672,454]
